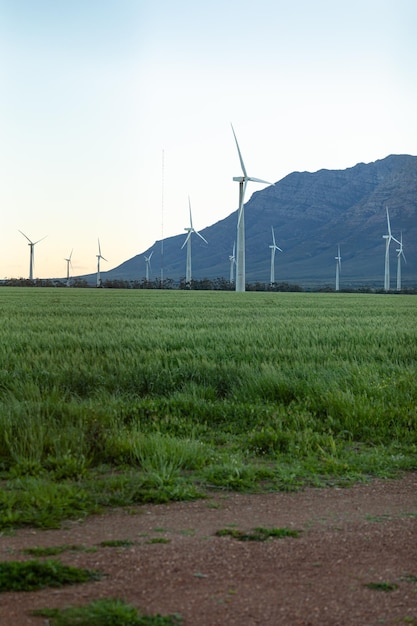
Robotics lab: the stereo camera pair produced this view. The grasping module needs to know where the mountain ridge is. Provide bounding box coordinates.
[80,154,417,288]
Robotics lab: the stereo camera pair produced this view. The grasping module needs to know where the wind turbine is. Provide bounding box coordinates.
[144,251,153,282]
[335,244,342,292]
[19,231,47,280]
[229,242,236,284]
[181,197,208,287]
[269,227,283,285]
[64,249,73,287]
[96,239,107,287]
[383,207,400,291]
[231,124,274,292]
[396,233,406,291]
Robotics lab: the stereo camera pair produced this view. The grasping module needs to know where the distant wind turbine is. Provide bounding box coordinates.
[181,197,208,286]
[269,227,283,285]
[64,249,73,287]
[383,207,400,291]
[335,244,342,292]
[144,251,153,282]
[231,124,274,292]
[396,233,406,291]
[19,230,47,280]
[229,242,236,284]
[96,239,107,287]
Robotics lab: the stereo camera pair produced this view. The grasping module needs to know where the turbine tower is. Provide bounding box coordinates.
[96,239,107,287]
[396,233,406,291]
[19,231,47,280]
[383,207,399,291]
[181,197,208,287]
[64,249,73,287]
[269,226,283,285]
[229,242,236,284]
[231,125,274,292]
[335,244,342,292]
[144,251,153,282]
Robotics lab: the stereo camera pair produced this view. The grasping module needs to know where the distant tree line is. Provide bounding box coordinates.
[1,277,416,294]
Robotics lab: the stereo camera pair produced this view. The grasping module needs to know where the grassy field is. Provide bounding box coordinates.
[0,288,416,529]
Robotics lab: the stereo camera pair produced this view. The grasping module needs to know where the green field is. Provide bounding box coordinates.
[0,288,416,529]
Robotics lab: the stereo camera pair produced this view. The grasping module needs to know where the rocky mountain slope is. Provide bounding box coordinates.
[82,154,417,288]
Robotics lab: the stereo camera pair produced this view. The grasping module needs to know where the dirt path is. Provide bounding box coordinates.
[1,472,417,626]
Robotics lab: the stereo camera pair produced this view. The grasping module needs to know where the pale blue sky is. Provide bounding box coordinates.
[1,0,416,279]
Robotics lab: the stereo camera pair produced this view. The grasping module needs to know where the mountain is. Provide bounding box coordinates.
[81,154,417,288]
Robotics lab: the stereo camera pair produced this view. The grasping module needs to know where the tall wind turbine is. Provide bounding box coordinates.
[335,244,342,292]
[396,233,406,291]
[96,239,107,287]
[229,242,236,284]
[144,251,153,282]
[269,227,283,285]
[181,197,208,286]
[19,231,47,280]
[231,124,274,292]
[383,207,400,291]
[64,249,73,287]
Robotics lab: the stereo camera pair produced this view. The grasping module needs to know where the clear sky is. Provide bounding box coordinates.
[1,0,416,280]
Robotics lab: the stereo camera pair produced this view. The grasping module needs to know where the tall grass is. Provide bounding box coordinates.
[0,288,415,526]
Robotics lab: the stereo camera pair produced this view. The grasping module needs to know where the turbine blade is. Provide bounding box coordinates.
[98,238,101,256]
[386,206,392,237]
[195,230,208,244]
[231,123,247,177]
[149,250,153,260]
[188,196,194,228]
[181,232,191,249]
[19,230,32,243]
[248,176,273,185]
[34,235,47,245]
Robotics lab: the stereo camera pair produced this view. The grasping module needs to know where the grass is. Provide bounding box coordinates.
[0,559,101,591]
[215,526,300,541]
[33,599,183,625]
[364,581,399,592]
[0,288,415,529]
[99,539,136,547]
[22,544,87,556]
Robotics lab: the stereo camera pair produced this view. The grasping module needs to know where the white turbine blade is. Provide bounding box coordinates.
[195,230,208,245]
[188,196,193,229]
[98,239,102,256]
[232,242,235,257]
[276,246,283,252]
[181,231,191,249]
[19,230,33,243]
[248,175,273,185]
[34,235,47,245]
[271,226,276,246]
[386,207,392,237]
[149,250,153,260]
[231,124,247,177]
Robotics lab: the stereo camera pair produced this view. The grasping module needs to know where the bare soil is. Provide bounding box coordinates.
[1,472,417,626]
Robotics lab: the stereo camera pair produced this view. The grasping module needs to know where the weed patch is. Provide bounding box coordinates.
[364,581,399,592]
[33,598,183,625]
[0,559,101,591]
[215,526,300,541]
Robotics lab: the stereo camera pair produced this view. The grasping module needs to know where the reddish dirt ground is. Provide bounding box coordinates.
[1,472,416,626]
